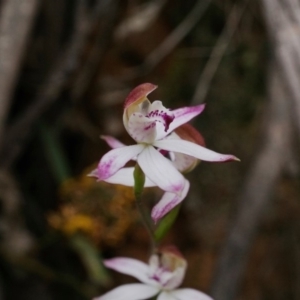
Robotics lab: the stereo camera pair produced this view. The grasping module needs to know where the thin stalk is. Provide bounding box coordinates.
[154,204,181,243]
[39,121,70,184]
[133,164,156,250]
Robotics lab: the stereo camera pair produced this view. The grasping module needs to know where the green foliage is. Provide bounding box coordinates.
[154,205,181,243]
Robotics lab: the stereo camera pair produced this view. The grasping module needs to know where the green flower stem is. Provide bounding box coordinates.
[39,122,70,184]
[154,204,181,243]
[70,234,111,286]
[133,164,156,249]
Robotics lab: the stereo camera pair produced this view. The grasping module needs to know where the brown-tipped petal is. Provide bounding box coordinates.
[124,83,158,109]
[175,123,205,147]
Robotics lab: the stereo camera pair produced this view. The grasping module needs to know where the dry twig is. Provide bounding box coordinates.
[143,0,211,72]
[0,0,39,147]
[114,0,168,40]
[105,0,212,83]
[0,0,116,168]
[209,2,300,298]
[210,60,291,300]
[262,0,300,138]
[70,0,118,101]
[191,1,248,105]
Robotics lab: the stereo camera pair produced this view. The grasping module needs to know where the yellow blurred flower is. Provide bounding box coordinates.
[48,166,138,246]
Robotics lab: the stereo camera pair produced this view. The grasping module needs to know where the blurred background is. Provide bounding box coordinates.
[0,0,299,299]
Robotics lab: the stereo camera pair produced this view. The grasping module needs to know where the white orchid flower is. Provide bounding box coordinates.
[90,83,238,222]
[94,247,213,300]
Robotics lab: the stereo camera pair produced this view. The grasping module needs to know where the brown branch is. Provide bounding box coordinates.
[210,60,291,300]
[191,1,248,105]
[105,0,212,83]
[211,2,300,298]
[114,0,168,40]
[143,0,211,72]
[262,0,300,138]
[0,0,117,169]
[0,170,34,255]
[0,0,39,147]
[70,0,118,101]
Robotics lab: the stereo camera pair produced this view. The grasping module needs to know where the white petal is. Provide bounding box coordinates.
[104,258,155,284]
[158,133,198,173]
[154,139,239,162]
[128,113,158,143]
[137,146,185,194]
[93,283,160,300]
[169,288,213,300]
[101,135,126,149]
[157,104,205,139]
[97,145,145,180]
[157,291,176,300]
[171,104,205,129]
[172,152,197,173]
[127,100,175,143]
[148,255,160,274]
[151,180,190,223]
[164,266,186,290]
[104,167,156,187]
[156,271,174,287]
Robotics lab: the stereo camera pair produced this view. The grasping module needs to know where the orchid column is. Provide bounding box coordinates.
[90,83,239,300]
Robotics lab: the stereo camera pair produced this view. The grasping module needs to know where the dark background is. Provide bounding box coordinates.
[0,0,299,299]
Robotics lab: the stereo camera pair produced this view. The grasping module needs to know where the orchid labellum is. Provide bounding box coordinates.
[90,83,238,222]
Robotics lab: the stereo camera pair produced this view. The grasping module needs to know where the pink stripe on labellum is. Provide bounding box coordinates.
[124,83,158,109]
[146,109,174,132]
